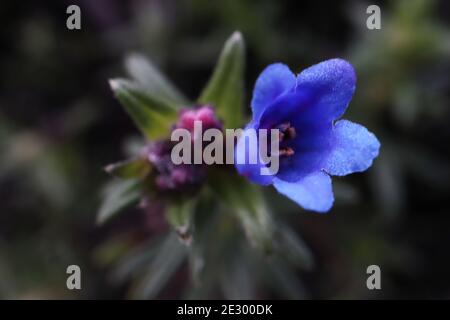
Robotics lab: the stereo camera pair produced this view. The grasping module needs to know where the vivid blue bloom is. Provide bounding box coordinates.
[235,59,380,212]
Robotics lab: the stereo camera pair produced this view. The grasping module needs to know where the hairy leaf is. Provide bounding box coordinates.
[97,179,141,224]
[208,169,273,253]
[109,79,178,139]
[199,32,245,128]
[125,53,189,105]
[104,157,151,180]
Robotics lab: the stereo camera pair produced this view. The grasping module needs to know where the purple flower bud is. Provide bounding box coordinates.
[176,105,222,132]
[146,141,205,193]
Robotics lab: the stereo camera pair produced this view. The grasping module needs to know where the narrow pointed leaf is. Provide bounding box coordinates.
[198,32,245,128]
[130,233,187,299]
[104,157,151,180]
[97,179,141,224]
[208,169,273,253]
[166,198,197,245]
[112,237,165,282]
[109,79,178,139]
[220,256,256,299]
[125,53,189,105]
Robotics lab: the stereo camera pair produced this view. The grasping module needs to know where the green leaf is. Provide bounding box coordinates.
[130,232,187,299]
[112,236,165,282]
[208,169,273,253]
[219,254,256,299]
[109,79,178,139]
[97,179,141,224]
[198,31,245,128]
[125,53,189,105]
[104,157,151,180]
[166,198,197,245]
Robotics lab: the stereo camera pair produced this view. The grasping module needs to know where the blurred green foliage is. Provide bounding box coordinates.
[0,0,449,299]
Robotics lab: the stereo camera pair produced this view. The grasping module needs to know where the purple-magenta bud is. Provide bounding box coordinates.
[176,105,222,132]
[146,141,205,193]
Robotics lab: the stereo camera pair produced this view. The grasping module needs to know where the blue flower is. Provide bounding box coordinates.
[235,59,380,212]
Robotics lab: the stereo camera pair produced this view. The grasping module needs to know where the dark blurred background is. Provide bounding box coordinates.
[0,0,449,299]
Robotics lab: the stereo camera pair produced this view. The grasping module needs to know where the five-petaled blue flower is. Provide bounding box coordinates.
[235,59,380,213]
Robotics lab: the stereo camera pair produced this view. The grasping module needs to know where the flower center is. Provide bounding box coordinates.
[275,122,296,157]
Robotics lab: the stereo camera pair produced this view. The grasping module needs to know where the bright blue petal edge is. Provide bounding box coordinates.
[273,171,334,213]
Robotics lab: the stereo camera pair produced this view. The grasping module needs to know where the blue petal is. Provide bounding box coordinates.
[258,89,314,129]
[276,121,332,182]
[324,120,380,176]
[258,91,334,182]
[273,171,334,213]
[296,58,356,121]
[251,63,296,121]
[234,122,274,186]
